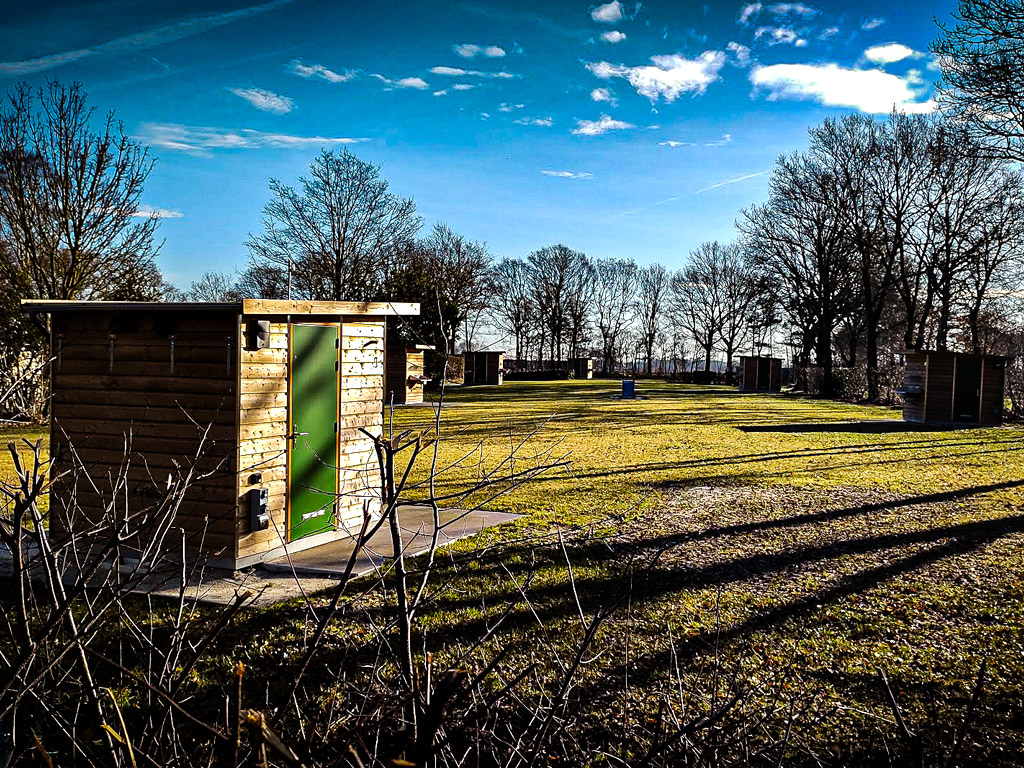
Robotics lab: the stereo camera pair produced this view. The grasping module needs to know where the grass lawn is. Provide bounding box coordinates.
[5,381,1023,763]
[373,380,1024,762]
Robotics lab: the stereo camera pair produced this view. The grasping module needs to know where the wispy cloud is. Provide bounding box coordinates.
[591,1,624,23]
[572,114,634,136]
[738,3,762,25]
[658,140,696,148]
[132,204,184,219]
[430,66,519,79]
[230,87,293,114]
[453,43,506,58]
[750,62,936,113]
[541,170,593,178]
[452,83,476,90]
[0,0,292,75]
[514,116,554,126]
[586,51,726,102]
[818,27,839,40]
[768,3,818,18]
[601,30,627,43]
[727,42,751,67]
[694,169,770,194]
[754,26,806,46]
[287,59,356,83]
[590,87,617,105]
[863,43,922,65]
[136,123,369,155]
[861,17,886,30]
[499,102,525,111]
[704,133,732,147]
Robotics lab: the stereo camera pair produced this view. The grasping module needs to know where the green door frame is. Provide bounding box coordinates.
[288,323,341,541]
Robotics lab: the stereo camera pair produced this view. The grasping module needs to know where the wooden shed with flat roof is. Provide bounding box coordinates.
[899,350,1006,425]
[738,356,782,392]
[23,298,419,569]
[463,351,505,386]
[385,344,431,405]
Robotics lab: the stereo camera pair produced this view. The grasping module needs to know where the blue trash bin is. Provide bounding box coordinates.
[622,379,635,399]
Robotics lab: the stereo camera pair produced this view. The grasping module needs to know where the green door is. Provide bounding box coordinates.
[289,324,340,541]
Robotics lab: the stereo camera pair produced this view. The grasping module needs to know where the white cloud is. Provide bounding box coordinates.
[433,89,448,96]
[750,62,936,114]
[453,43,506,58]
[727,42,751,67]
[591,87,617,104]
[861,17,885,30]
[704,132,733,147]
[287,59,355,83]
[136,123,370,155]
[738,3,762,25]
[586,51,726,102]
[658,140,696,147]
[768,3,818,18]
[499,102,525,111]
[230,87,293,114]
[601,30,627,43]
[132,204,184,219]
[395,76,429,89]
[863,43,921,65]
[755,26,806,46]
[452,83,476,90]
[818,27,839,40]
[541,170,593,178]
[572,114,635,136]
[514,116,554,126]
[372,74,430,89]
[0,0,291,74]
[430,66,519,79]
[591,1,624,23]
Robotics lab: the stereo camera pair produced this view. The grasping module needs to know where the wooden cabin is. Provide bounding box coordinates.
[385,344,431,405]
[463,351,504,386]
[739,356,782,392]
[900,350,1006,425]
[24,299,419,569]
[570,357,594,380]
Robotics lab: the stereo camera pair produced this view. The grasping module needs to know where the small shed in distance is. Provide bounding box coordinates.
[464,351,505,385]
[900,350,1006,425]
[385,344,431,405]
[25,299,419,570]
[738,356,782,392]
[570,357,593,380]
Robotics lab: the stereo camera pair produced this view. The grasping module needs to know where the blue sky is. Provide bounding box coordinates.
[0,0,952,288]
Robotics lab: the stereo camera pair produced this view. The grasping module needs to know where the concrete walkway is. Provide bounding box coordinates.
[143,504,520,607]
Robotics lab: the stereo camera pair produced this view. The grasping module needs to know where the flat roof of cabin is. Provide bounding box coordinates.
[22,299,420,316]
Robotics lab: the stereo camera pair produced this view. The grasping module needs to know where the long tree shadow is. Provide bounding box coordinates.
[739,420,967,434]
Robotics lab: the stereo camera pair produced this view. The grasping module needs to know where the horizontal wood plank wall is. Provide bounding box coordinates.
[235,316,386,563]
[385,347,425,405]
[340,320,384,529]
[50,311,238,560]
[236,320,290,561]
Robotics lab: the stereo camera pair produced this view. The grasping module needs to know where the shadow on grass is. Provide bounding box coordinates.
[739,420,970,434]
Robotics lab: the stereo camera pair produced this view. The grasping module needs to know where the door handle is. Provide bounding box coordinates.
[289,429,310,441]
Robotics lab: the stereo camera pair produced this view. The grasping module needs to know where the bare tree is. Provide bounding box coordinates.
[527,245,588,364]
[593,257,639,374]
[715,243,758,372]
[0,81,161,301]
[491,258,537,362]
[933,0,1024,162]
[186,271,239,302]
[246,148,420,301]
[636,263,670,375]
[739,152,856,397]
[420,222,492,355]
[671,246,724,374]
